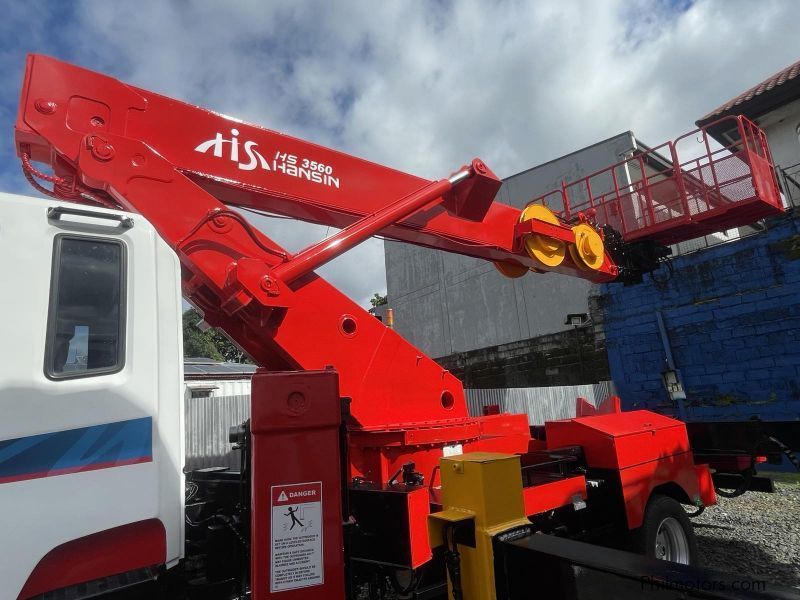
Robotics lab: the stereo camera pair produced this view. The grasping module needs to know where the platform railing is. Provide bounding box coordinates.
[529,116,783,246]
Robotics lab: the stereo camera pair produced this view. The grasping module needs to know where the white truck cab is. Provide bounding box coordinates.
[0,193,184,599]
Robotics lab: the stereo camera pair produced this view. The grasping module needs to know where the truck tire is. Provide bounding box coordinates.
[631,494,698,566]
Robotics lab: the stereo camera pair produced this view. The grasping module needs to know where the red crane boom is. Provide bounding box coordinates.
[15,55,621,433]
[12,55,783,597]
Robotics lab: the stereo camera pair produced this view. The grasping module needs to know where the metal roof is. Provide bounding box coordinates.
[698,59,800,125]
[184,357,257,380]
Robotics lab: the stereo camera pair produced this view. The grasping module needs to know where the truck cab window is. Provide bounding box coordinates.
[46,236,125,378]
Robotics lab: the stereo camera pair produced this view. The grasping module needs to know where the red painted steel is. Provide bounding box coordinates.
[618,455,701,529]
[407,487,434,568]
[12,55,618,439]
[531,115,783,245]
[15,55,618,282]
[270,166,480,284]
[694,464,717,508]
[545,412,704,528]
[249,370,345,599]
[545,411,692,470]
[522,475,587,516]
[18,519,166,599]
[12,54,746,589]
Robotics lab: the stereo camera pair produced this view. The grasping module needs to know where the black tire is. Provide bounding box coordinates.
[630,494,699,566]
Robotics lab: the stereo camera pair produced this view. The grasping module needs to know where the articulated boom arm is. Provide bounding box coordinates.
[11,55,788,594]
[14,55,617,436]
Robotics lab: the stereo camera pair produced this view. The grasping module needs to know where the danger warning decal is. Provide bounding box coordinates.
[270,481,323,592]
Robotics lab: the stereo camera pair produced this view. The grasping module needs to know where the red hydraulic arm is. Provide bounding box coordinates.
[13,55,784,591]
[14,54,617,437]
[16,55,618,280]
[14,53,783,458]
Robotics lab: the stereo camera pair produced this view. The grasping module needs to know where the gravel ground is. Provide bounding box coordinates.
[692,477,800,590]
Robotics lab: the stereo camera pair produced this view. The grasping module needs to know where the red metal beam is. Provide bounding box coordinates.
[15,54,618,283]
[272,168,473,284]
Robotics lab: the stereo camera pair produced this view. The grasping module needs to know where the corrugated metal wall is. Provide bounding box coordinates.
[465,381,616,425]
[184,381,251,471]
[186,379,252,397]
[183,380,615,470]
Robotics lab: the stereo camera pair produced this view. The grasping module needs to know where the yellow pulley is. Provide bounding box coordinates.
[493,260,529,278]
[569,223,605,270]
[519,204,566,268]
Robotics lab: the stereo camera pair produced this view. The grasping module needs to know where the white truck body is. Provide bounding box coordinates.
[0,193,184,598]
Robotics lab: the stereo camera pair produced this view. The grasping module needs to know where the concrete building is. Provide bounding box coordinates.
[385,133,628,360]
[384,58,800,437]
[384,132,660,389]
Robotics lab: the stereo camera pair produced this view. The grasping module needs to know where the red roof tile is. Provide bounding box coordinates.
[700,59,800,122]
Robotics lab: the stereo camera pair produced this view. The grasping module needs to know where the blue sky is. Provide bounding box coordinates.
[2,1,798,306]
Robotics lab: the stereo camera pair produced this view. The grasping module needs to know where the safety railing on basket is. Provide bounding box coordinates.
[527,116,783,246]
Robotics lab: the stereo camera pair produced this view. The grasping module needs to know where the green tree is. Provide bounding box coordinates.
[370,293,388,308]
[182,309,222,360]
[182,308,249,363]
[209,329,249,363]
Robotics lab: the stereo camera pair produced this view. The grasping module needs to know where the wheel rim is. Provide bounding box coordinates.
[654,517,690,564]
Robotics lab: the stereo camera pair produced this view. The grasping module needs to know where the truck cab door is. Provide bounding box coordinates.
[0,194,184,598]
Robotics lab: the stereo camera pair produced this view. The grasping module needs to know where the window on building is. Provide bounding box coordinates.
[46,236,125,378]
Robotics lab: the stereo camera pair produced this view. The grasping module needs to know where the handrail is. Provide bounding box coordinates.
[527,115,783,244]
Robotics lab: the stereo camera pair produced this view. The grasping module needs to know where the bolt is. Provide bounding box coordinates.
[474,159,487,174]
[34,99,57,115]
[260,275,280,296]
[87,135,115,161]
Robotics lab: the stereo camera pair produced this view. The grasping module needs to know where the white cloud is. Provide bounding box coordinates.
[7,0,800,306]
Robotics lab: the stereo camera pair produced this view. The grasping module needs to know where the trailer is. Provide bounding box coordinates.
[0,54,795,600]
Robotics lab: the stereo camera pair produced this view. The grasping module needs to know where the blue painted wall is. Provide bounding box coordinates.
[598,212,800,423]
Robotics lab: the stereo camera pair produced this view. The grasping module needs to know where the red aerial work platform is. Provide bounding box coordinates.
[7,54,790,600]
[532,115,783,246]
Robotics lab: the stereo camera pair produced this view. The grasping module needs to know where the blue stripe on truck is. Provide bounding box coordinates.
[0,417,152,483]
